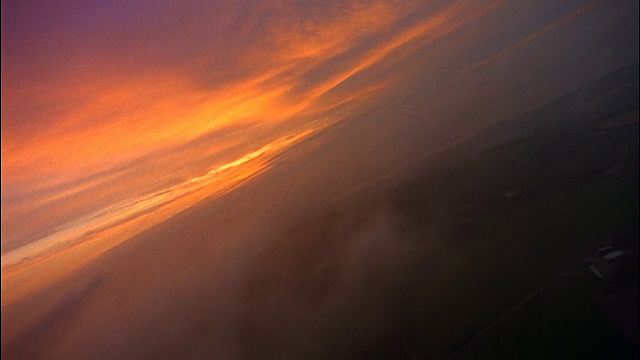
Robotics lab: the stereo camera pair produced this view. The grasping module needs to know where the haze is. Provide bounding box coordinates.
[2,0,638,359]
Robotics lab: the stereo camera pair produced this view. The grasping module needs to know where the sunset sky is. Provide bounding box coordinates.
[2,0,638,290]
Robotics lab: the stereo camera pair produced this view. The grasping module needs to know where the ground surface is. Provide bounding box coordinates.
[2,66,638,360]
[236,65,640,359]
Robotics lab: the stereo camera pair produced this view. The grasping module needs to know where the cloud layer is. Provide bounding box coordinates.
[2,0,638,292]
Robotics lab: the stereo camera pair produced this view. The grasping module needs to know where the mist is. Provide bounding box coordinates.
[2,0,639,359]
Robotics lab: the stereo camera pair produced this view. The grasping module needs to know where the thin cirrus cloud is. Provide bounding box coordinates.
[1,126,326,306]
[2,0,637,301]
[2,0,492,257]
[3,0,422,188]
[4,0,633,301]
[460,0,604,76]
[1,127,320,273]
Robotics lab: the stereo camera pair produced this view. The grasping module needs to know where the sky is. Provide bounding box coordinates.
[2,0,638,287]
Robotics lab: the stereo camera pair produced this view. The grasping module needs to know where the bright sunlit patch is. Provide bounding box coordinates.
[1,126,321,304]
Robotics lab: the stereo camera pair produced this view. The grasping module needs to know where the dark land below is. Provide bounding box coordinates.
[3,65,639,360]
[239,64,640,359]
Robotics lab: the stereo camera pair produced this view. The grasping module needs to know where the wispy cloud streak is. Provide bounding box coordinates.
[1,127,320,275]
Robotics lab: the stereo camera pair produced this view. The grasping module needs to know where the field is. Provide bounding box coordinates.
[2,66,638,360]
[237,65,639,359]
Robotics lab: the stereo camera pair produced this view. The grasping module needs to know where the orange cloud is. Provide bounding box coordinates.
[1,0,514,303]
[2,125,323,305]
